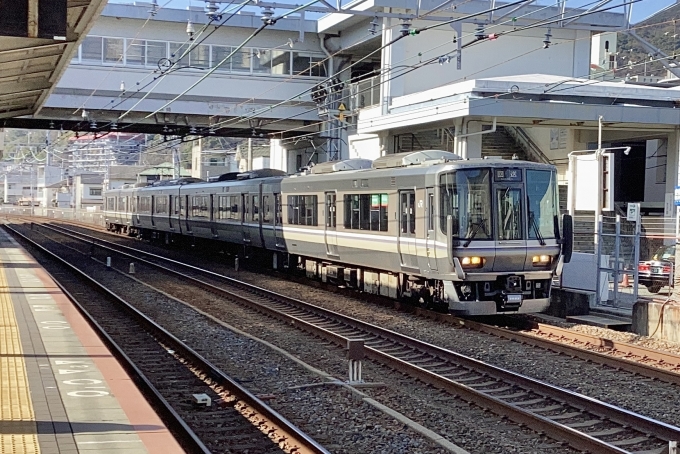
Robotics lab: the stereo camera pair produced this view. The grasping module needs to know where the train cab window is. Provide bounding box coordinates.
[263,195,272,223]
[192,195,209,218]
[343,194,387,232]
[287,195,317,226]
[440,170,491,240]
[252,195,259,222]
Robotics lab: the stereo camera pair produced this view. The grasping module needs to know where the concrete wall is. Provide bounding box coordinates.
[632,301,680,343]
[398,24,590,97]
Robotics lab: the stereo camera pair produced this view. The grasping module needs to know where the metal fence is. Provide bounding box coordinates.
[0,206,106,227]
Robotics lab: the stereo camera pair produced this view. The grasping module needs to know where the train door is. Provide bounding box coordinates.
[399,190,419,269]
[168,195,174,230]
[274,193,284,249]
[494,181,526,271]
[425,188,437,271]
[241,193,251,244]
[151,196,156,227]
[324,192,338,256]
[210,195,218,238]
[182,195,191,234]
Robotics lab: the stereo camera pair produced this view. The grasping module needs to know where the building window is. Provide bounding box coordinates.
[146,41,167,65]
[81,36,102,62]
[103,38,123,63]
[343,194,388,231]
[287,195,317,226]
[89,188,102,196]
[127,39,145,65]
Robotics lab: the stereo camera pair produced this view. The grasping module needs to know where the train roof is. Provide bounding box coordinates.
[286,151,555,185]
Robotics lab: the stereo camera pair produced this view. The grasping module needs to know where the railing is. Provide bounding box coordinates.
[504,126,552,164]
[349,75,381,111]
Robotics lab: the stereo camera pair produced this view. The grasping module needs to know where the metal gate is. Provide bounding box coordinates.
[595,215,640,308]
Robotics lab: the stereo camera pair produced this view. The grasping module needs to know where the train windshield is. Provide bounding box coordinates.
[526,169,559,240]
[440,168,559,242]
[440,169,492,240]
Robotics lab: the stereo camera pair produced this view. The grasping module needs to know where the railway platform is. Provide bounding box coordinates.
[0,229,184,454]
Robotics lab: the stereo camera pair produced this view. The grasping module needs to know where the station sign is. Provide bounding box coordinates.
[675,186,680,206]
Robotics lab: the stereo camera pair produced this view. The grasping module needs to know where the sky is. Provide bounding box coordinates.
[108,0,677,24]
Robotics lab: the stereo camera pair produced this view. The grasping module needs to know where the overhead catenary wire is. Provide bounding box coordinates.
[218,0,643,138]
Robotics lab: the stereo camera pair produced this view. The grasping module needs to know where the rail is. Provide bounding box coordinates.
[28,221,680,454]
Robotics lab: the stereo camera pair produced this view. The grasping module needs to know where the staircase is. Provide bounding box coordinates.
[481,126,527,160]
[395,130,444,153]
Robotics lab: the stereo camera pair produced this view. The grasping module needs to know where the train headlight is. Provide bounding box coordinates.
[532,255,551,266]
[461,256,484,268]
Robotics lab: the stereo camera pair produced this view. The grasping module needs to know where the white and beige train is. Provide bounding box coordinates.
[104,150,572,316]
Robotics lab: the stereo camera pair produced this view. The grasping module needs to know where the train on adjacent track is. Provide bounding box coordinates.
[104,150,573,316]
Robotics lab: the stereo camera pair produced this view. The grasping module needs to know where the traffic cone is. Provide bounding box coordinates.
[621,272,630,288]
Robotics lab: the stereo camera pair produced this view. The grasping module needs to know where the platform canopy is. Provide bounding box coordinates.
[0,0,106,120]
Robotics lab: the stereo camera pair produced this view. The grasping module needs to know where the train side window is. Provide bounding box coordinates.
[263,195,271,223]
[106,197,115,211]
[155,195,168,214]
[275,193,282,225]
[344,194,387,231]
[180,196,186,217]
[427,193,434,231]
[192,195,209,218]
[287,195,317,226]
[252,195,259,222]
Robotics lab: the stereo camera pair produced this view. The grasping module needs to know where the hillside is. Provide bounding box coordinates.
[616,3,680,78]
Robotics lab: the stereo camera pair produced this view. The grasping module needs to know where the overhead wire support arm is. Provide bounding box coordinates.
[562,0,614,26]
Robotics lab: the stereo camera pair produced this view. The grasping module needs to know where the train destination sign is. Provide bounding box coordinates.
[494,168,523,182]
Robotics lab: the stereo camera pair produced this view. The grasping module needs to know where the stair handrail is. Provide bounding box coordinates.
[504,126,552,164]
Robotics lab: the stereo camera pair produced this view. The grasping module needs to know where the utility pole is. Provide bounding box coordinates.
[247,138,252,171]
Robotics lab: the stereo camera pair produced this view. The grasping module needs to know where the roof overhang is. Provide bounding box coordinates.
[358,74,680,134]
[0,0,107,120]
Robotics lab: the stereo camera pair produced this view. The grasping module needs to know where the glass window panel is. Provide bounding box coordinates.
[103,37,123,63]
[81,36,102,62]
[190,44,210,68]
[527,170,558,240]
[252,49,271,74]
[231,48,251,72]
[212,45,231,71]
[146,41,167,66]
[126,39,145,66]
[440,169,491,240]
[271,50,289,75]
[292,52,311,75]
[169,42,190,67]
[310,57,327,77]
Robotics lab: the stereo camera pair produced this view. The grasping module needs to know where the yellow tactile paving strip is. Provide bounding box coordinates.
[0,264,40,454]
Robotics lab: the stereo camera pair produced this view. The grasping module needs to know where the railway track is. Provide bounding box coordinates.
[4,222,329,454]
[23,217,680,385]
[16,220,680,454]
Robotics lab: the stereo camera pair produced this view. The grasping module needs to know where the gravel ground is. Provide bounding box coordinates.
[22,224,578,454]
[37,223,680,444]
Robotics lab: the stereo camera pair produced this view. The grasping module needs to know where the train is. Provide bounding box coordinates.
[104,150,573,316]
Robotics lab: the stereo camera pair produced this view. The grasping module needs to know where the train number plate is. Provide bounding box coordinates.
[506,294,523,303]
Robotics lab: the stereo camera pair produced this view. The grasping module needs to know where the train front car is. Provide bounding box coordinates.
[437,160,571,315]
